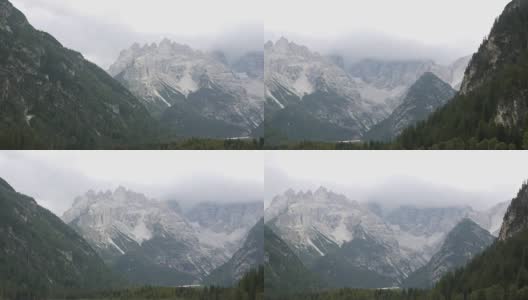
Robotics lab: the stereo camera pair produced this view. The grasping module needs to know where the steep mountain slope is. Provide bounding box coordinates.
[264,38,385,143]
[0,0,154,149]
[398,0,528,149]
[265,188,419,286]
[403,219,495,288]
[311,225,401,288]
[109,41,263,138]
[365,72,456,141]
[0,177,121,298]
[264,225,321,297]
[499,181,528,240]
[62,187,245,286]
[205,219,264,286]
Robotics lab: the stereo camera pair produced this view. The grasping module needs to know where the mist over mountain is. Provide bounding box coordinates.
[264,31,470,66]
[0,152,263,216]
[264,185,508,290]
[12,0,263,69]
[62,186,263,286]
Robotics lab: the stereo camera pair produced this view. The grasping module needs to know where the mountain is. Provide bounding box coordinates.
[380,202,508,263]
[0,0,154,149]
[0,177,121,298]
[365,72,456,141]
[264,38,385,144]
[109,40,264,138]
[265,187,419,286]
[499,181,528,240]
[348,57,470,93]
[265,186,511,289]
[62,188,261,286]
[397,0,528,149]
[185,202,264,254]
[403,219,495,288]
[263,37,470,145]
[423,181,528,299]
[311,225,402,288]
[384,202,508,238]
[264,225,321,297]
[205,219,264,286]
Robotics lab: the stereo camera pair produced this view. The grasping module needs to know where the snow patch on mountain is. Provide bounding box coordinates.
[62,188,262,282]
[108,39,264,133]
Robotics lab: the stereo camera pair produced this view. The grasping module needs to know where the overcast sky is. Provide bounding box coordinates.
[11,0,263,68]
[9,0,512,68]
[265,0,511,64]
[0,151,263,216]
[266,151,528,210]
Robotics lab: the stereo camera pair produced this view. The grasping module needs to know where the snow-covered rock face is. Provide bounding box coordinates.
[63,187,199,255]
[108,39,264,134]
[62,187,262,282]
[265,38,379,115]
[109,40,206,99]
[266,187,393,247]
[265,187,420,279]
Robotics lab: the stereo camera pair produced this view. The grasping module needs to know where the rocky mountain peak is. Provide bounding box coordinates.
[108,38,264,136]
[267,37,317,59]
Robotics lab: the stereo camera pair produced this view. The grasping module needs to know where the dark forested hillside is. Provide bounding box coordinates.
[396,0,528,150]
[0,177,123,299]
[0,0,155,149]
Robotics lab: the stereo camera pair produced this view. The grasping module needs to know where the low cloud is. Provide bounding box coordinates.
[0,152,263,216]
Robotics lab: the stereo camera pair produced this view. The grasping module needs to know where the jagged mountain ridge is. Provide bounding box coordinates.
[264,38,386,143]
[264,37,469,144]
[0,0,155,149]
[265,187,420,286]
[62,187,262,286]
[0,177,122,296]
[109,40,264,138]
[265,187,509,288]
[403,219,495,288]
[364,72,456,141]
